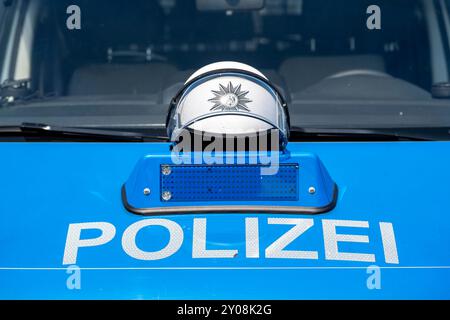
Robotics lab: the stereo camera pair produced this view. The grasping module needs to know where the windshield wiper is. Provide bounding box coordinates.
[0,123,168,142]
[0,123,445,142]
[289,127,450,141]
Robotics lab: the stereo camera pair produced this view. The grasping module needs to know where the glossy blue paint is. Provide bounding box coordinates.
[0,142,450,299]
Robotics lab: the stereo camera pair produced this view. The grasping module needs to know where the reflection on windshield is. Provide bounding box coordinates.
[0,0,449,131]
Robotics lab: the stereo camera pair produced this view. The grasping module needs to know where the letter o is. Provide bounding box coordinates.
[122,219,183,260]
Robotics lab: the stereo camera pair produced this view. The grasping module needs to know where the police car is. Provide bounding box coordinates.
[0,0,450,299]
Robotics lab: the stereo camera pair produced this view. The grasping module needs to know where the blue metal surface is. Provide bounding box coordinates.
[160,164,299,202]
[0,142,450,299]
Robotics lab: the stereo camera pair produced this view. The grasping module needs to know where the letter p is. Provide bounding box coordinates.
[63,222,116,265]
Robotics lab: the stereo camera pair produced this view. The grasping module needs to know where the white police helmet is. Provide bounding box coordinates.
[167,61,290,147]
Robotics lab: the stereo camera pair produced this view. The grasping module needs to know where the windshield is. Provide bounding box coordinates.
[1,0,450,136]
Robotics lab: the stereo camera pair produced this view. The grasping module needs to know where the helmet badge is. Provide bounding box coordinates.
[209,82,252,112]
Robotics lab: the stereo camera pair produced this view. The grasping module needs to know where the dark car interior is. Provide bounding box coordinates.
[28,0,431,103]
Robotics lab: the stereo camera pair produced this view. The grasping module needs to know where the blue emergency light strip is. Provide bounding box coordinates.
[160,164,299,202]
[122,150,338,216]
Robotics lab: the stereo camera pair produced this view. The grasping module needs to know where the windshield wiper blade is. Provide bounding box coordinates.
[0,123,444,142]
[289,127,450,141]
[0,123,168,142]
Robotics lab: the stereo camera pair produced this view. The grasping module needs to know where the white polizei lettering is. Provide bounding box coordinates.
[322,219,376,262]
[122,219,183,260]
[192,218,238,258]
[379,222,399,264]
[265,218,318,259]
[63,222,116,265]
[245,218,259,258]
[62,218,399,264]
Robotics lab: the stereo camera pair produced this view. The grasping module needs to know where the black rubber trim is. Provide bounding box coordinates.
[121,184,338,216]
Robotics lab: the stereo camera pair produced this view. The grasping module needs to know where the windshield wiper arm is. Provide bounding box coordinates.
[0,123,168,142]
[289,127,450,141]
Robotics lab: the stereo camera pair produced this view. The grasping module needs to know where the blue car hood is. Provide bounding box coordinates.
[0,141,449,299]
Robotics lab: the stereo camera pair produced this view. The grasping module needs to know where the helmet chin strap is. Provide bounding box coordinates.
[171,112,285,143]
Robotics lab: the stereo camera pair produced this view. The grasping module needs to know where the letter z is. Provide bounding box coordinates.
[265,218,318,259]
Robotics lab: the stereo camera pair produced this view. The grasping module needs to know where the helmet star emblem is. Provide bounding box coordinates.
[209,82,252,112]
